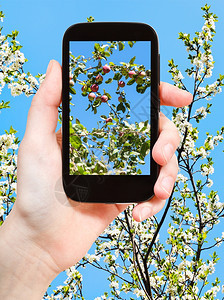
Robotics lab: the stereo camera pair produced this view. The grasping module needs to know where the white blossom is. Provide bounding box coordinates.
[110,281,119,290]
[196,106,207,119]
[133,288,145,297]
[201,165,214,176]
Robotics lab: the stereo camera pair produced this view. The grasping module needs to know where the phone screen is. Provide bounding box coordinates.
[69,41,151,176]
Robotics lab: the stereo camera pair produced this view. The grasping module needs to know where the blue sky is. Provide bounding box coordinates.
[0,0,224,298]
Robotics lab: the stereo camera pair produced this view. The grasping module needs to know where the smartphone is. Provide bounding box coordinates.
[62,22,160,203]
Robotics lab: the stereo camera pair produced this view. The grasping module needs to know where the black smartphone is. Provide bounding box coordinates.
[62,22,160,203]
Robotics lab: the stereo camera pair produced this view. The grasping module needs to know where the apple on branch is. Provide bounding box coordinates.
[88,92,96,101]
[101,95,108,103]
[118,81,125,88]
[102,65,111,74]
[106,117,112,123]
[96,74,103,83]
[128,70,136,78]
[91,84,99,92]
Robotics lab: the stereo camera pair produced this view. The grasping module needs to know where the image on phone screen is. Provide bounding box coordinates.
[69,41,151,176]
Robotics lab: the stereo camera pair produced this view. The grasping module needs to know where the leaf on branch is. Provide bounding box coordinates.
[94,43,100,51]
[113,73,122,81]
[105,78,113,84]
[70,135,82,149]
[69,87,76,95]
[93,97,101,107]
[118,41,125,51]
[127,78,135,86]
[117,103,126,113]
[140,140,150,158]
[87,16,95,23]
[129,56,136,65]
[128,41,135,48]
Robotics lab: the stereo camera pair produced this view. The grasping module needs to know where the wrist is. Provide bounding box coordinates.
[0,209,60,300]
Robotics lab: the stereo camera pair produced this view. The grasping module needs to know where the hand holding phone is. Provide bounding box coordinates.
[62,22,160,203]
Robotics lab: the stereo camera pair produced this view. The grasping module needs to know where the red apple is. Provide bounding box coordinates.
[119,132,124,137]
[139,71,146,78]
[91,84,99,92]
[81,85,87,92]
[118,80,125,88]
[118,96,123,102]
[96,74,103,83]
[128,70,136,78]
[106,117,112,123]
[101,95,108,103]
[88,92,96,101]
[69,80,75,86]
[102,65,111,74]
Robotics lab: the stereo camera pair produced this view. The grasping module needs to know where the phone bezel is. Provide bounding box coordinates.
[62,22,160,203]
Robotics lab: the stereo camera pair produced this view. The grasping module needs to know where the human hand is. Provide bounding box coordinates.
[0,60,192,299]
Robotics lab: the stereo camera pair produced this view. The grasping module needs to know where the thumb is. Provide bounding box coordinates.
[24,60,62,140]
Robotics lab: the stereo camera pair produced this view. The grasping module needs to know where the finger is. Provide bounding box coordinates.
[132,196,166,222]
[160,82,192,107]
[132,154,178,222]
[154,154,178,200]
[56,127,62,149]
[24,60,62,139]
[152,112,180,166]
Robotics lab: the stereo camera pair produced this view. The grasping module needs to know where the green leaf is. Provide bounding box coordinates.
[87,16,95,23]
[83,137,88,143]
[127,78,135,86]
[105,78,113,84]
[87,72,93,79]
[4,125,17,135]
[136,84,147,94]
[77,166,85,174]
[113,73,122,81]
[129,56,136,65]
[73,124,84,131]
[94,43,100,51]
[93,97,101,107]
[105,92,112,100]
[0,100,10,110]
[140,141,150,157]
[118,42,124,51]
[125,102,130,110]
[117,103,126,113]
[70,135,82,149]
[69,87,76,95]
[104,51,111,57]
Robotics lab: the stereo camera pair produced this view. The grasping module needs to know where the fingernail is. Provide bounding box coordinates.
[140,206,151,222]
[163,144,173,163]
[161,176,174,195]
[46,60,54,76]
